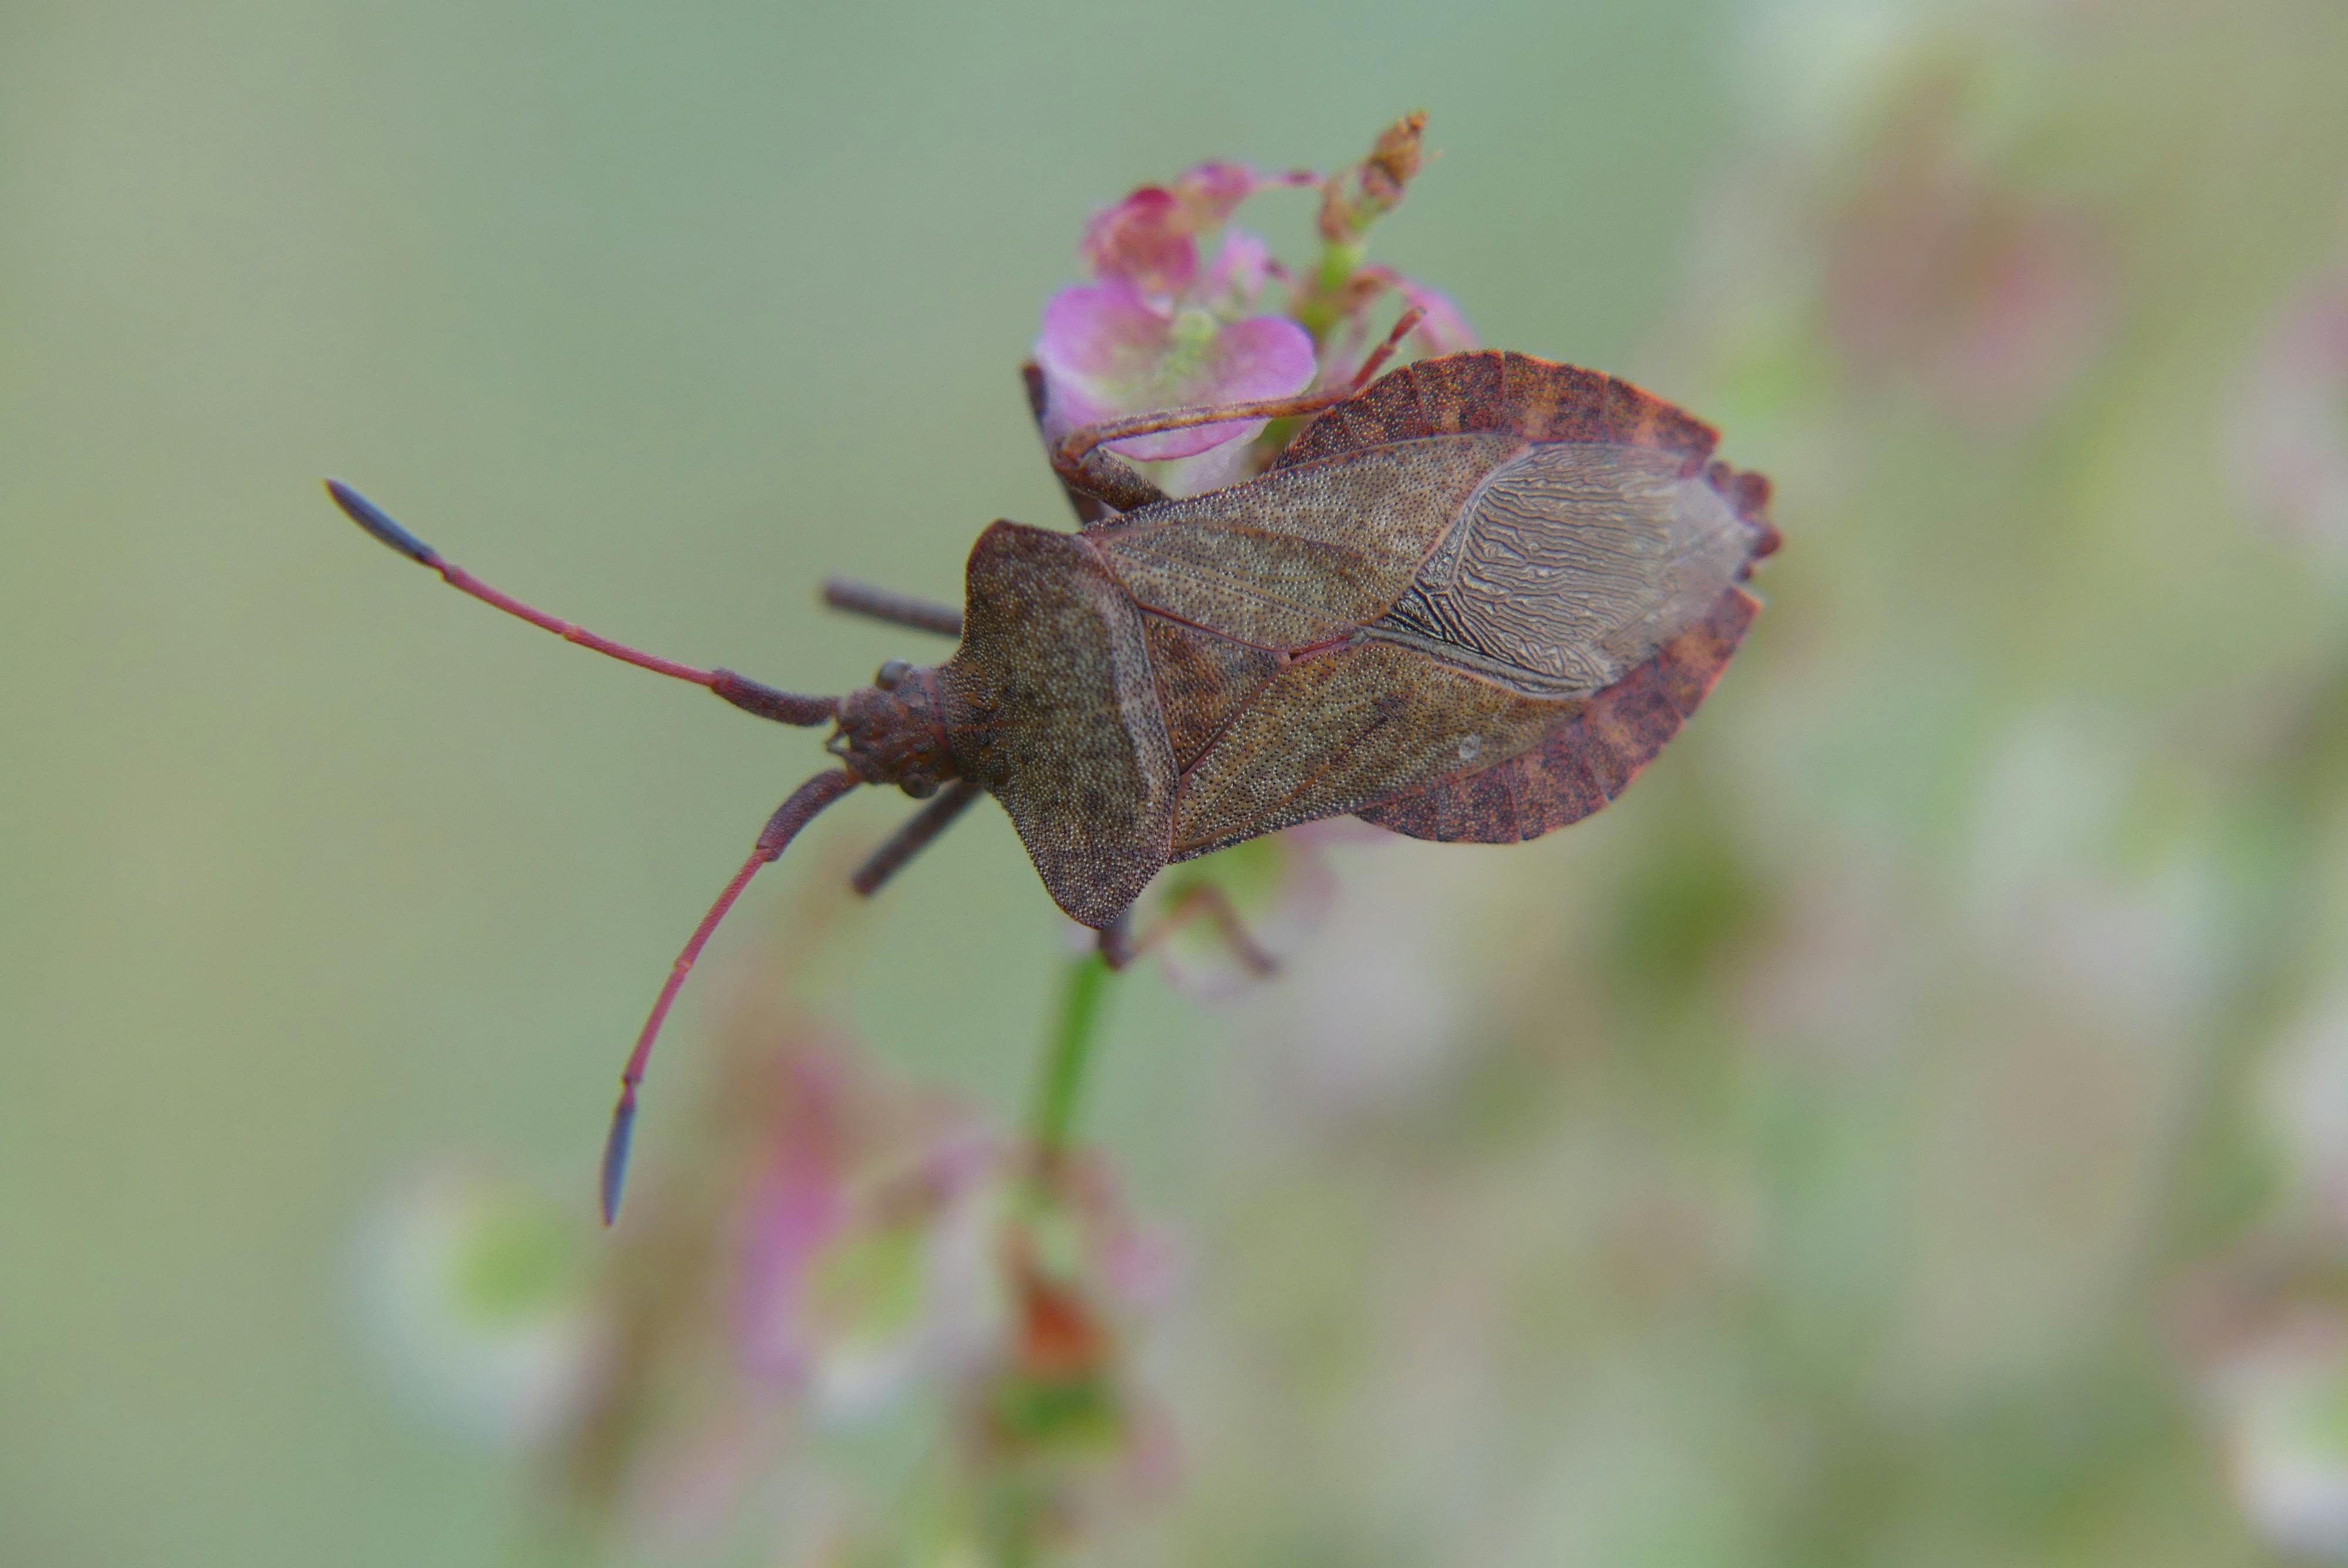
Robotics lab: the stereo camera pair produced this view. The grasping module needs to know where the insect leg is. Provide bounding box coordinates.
[1050,306,1425,491]
[1335,303,1426,391]
[820,578,964,638]
[601,767,862,1224]
[1021,361,1165,522]
[849,779,983,896]
[1095,884,1278,978]
[1057,448,1170,518]
[1096,910,1138,969]
[326,481,836,727]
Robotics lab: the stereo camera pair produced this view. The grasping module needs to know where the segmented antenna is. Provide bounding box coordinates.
[325,480,868,1221]
[599,768,862,1224]
[325,480,836,726]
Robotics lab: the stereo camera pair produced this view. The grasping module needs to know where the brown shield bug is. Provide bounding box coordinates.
[328,342,1778,1220]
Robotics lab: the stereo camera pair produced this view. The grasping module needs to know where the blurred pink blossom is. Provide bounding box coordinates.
[1824,158,2112,431]
[1392,278,1476,356]
[2232,271,2348,557]
[726,1043,1182,1452]
[731,1049,1008,1420]
[1077,161,1267,300]
[1131,819,1384,1003]
[1323,266,1477,384]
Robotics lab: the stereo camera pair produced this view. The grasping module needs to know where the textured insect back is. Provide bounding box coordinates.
[1318,352,1782,844]
[1030,350,1779,864]
[936,523,1178,927]
[1354,589,1759,843]
[1142,620,1280,770]
[1275,350,1718,469]
[1280,349,1777,559]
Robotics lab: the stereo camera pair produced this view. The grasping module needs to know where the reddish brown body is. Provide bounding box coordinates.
[889,349,1778,927]
[328,345,1778,1219]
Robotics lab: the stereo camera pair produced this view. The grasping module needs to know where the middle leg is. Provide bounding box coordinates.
[1096,884,1278,978]
[820,577,963,638]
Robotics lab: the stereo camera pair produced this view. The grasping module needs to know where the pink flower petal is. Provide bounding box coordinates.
[1396,279,1478,356]
[734,1150,850,1385]
[1201,229,1273,312]
[1035,288,1317,462]
[1078,186,1196,299]
[1169,161,1257,228]
[1146,437,1264,500]
[1079,164,1295,299]
[1108,315,1315,460]
[1355,268,1477,357]
[2233,272,2348,553]
[1036,283,1174,393]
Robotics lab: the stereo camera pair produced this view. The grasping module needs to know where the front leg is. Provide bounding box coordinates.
[1021,361,1166,523]
[1049,305,1423,499]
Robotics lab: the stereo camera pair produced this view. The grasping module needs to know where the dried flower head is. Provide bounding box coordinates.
[1317,110,1427,244]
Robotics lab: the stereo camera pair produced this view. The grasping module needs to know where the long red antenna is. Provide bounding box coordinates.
[325,480,836,726]
[600,768,862,1224]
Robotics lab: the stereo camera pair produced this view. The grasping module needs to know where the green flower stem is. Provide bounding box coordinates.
[1290,239,1358,343]
[1317,238,1367,295]
[1031,951,1115,1161]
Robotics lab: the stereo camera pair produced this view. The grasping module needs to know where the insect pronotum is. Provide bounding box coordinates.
[329,339,1779,1221]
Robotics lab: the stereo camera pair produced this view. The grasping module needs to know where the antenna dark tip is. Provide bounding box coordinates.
[600,1086,638,1226]
[591,769,860,1228]
[325,479,439,567]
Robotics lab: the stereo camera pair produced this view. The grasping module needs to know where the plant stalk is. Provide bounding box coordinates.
[1031,952,1114,1161]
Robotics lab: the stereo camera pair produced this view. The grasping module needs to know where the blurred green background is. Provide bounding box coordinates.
[11,1,2348,1563]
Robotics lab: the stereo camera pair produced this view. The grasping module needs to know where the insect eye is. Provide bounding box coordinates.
[875,658,912,690]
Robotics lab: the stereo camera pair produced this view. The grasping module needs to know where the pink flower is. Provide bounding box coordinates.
[1079,187,1197,301]
[1035,277,1318,461]
[1077,161,1264,301]
[1032,129,1475,496]
[1323,267,1477,383]
[1391,278,1476,356]
[1037,163,1318,470]
[2232,271,2348,557]
[731,1049,1008,1419]
[727,1052,1177,1432]
[954,1150,1180,1539]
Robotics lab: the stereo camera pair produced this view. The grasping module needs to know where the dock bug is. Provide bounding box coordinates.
[329,343,1779,1218]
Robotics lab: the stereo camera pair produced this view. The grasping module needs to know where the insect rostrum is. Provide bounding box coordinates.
[329,347,1778,1220]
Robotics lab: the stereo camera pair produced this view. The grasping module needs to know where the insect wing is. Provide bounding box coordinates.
[1356,586,1759,844]
[1102,351,1777,857]
[1367,440,1756,698]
